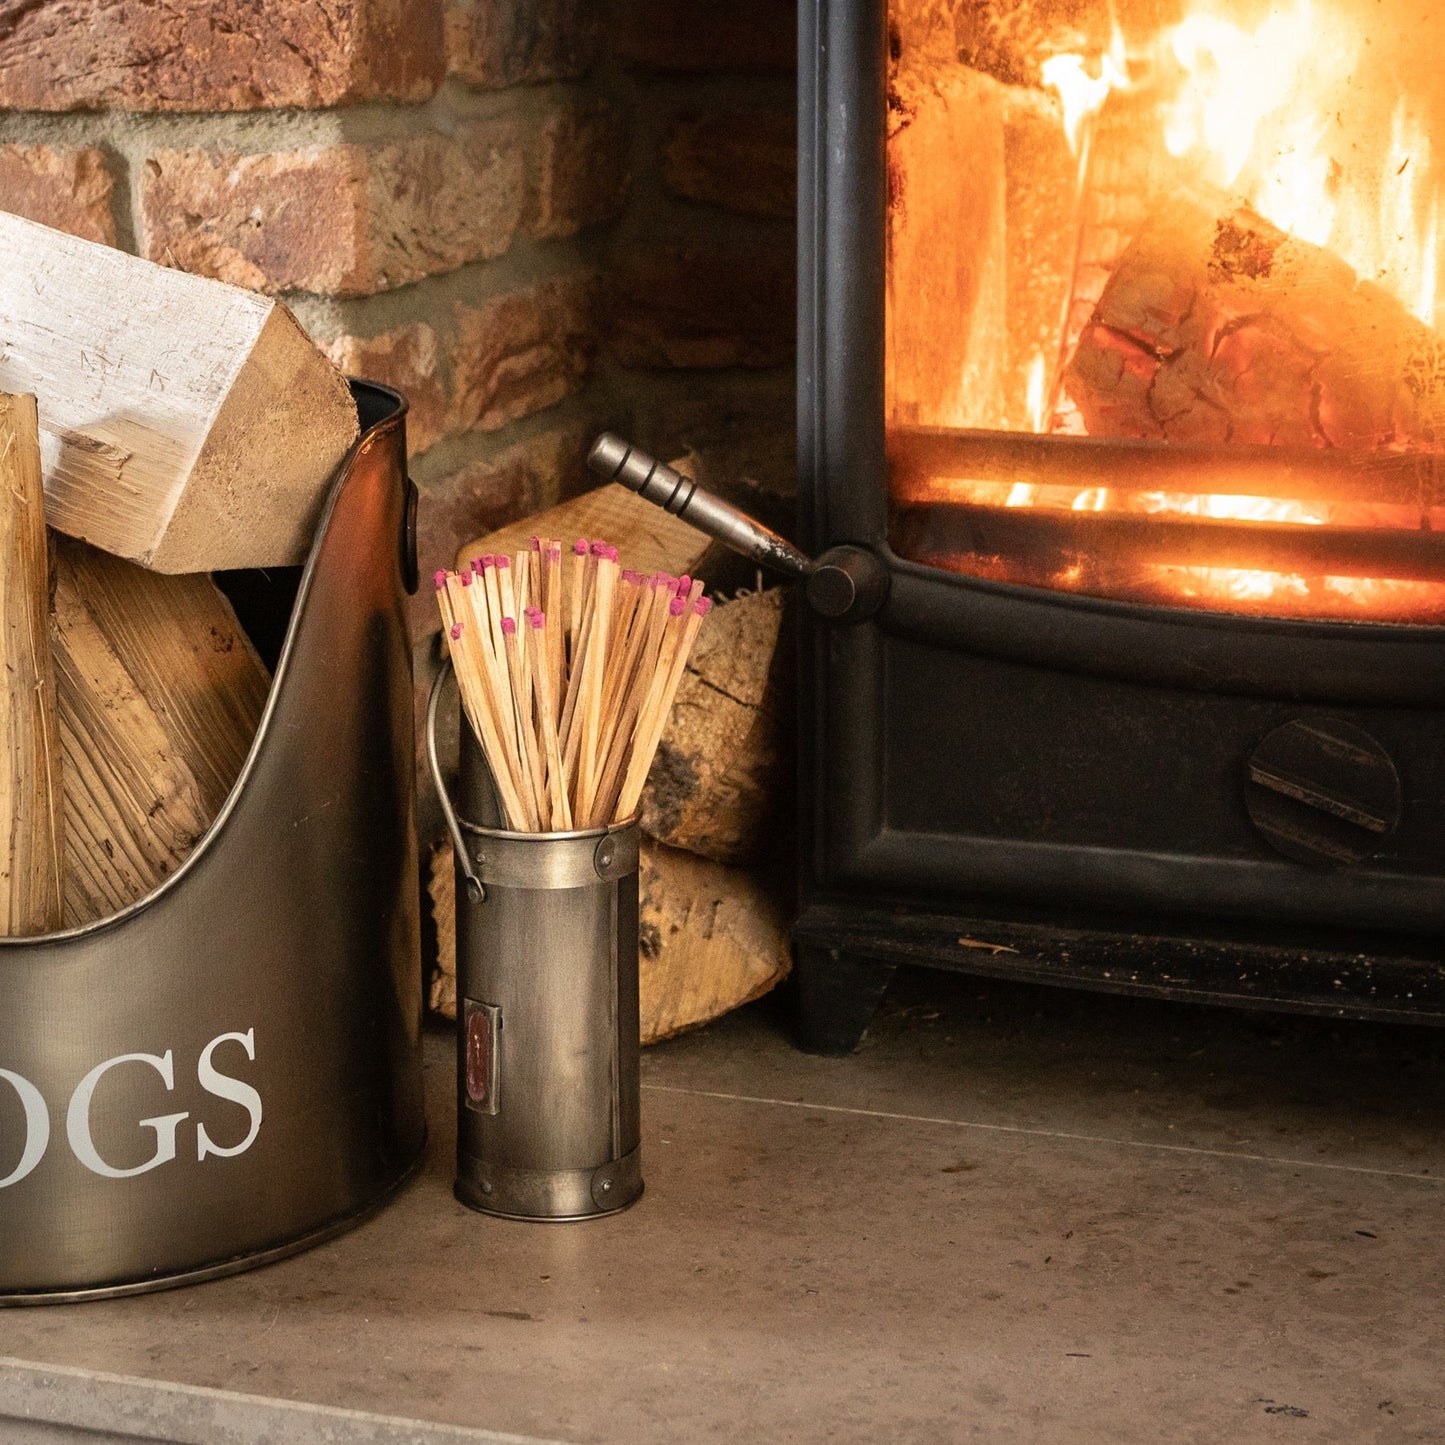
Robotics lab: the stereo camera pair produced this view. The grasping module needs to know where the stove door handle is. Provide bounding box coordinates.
[587,432,814,580]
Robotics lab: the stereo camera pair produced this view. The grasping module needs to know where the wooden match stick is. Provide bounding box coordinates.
[502,615,547,830]
[568,537,587,663]
[576,547,617,821]
[527,609,572,830]
[615,595,711,822]
[546,542,564,723]
[438,602,530,830]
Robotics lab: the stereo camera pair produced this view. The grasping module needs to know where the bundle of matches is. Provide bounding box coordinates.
[436,537,713,832]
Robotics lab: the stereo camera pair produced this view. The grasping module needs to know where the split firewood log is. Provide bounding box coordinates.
[1064,197,1445,452]
[50,535,270,925]
[427,839,790,1043]
[641,586,790,865]
[457,481,716,580]
[0,213,358,573]
[0,394,64,935]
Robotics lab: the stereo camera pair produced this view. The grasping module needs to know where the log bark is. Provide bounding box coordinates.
[427,839,791,1043]
[642,587,790,864]
[51,536,270,925]
[1064,200,1445,453]
[0,394,64,934]
[0,212,359,573]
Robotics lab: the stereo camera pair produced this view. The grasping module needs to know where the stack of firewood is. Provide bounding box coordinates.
[428,480,795,1043]
[0,213,359,933]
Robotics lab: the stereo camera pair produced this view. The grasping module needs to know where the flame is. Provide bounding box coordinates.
[1040,1,1443,326]
[1025,353,1048,433]
[1040,32,1128,157]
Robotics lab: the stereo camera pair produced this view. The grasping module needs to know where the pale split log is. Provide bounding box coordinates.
[50,535,270,925]
[456,482,714,581]
[641,587,790,864]
[0,393,64,934]
[426,839,791,1044]
[0,212,359,572]
[635,842,791,1043]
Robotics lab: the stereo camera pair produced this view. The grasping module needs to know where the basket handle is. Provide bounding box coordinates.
[425,658,484,903]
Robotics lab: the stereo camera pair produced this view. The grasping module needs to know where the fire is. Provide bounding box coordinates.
[1024,353,1048,434]
[887,0,1445,624]
[1043,0,1443,326]
[1006,0,1445,619]
[1040,39,1128,158]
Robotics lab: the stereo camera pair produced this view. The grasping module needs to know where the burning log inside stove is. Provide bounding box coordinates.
[1063,198,1445,452]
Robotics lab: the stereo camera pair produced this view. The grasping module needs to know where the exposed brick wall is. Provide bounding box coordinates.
[600,0,799,514]
[0,0,798,839]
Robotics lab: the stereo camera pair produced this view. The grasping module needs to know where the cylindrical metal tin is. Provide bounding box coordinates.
[433,721,642,1220]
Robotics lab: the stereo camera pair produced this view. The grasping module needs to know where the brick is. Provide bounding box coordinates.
[445,0,596,87]
[611,0,795,71]
[0,0,443,111]
[451,274,599,434]
[0,146,116,246]
[326,323,448,457]
[662,108,795,219]
[413,422,588,638]
[529,102,629,240]
[139,127,524,296]
[608,246,795,369]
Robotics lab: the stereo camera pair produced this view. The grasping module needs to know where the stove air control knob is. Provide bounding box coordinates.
[806,546,889,623]
[1244,718,1401,869]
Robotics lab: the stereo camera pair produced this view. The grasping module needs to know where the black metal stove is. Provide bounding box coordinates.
[790,0,1445,1052]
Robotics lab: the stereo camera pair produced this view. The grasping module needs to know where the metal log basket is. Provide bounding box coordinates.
[0,381,426,1303]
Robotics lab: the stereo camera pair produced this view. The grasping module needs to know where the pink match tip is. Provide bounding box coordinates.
[501,616,517,635]
[548,543,562,560]
[459,568,473,586]
[573,538,589,555]
[694,597,713,616]
[530,535,541,549]
[528,611,544,630]
[432,570,448,590]
[449,622,463,640]
[675,575,692,593]
[669,596,687,617]
[590,540,608,557]
[607,545,621,562]
[471,557,485,573]
[496,555,510,570]
[480,554,494,569]
[655,573,675,590]
[622,569,641,586]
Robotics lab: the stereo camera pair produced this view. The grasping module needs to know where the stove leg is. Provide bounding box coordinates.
[789,944,895,1055]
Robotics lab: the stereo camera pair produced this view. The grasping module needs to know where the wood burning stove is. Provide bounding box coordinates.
[792,0,1445,1051]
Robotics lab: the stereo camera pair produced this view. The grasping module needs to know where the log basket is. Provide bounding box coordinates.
[0,380,426,1303]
